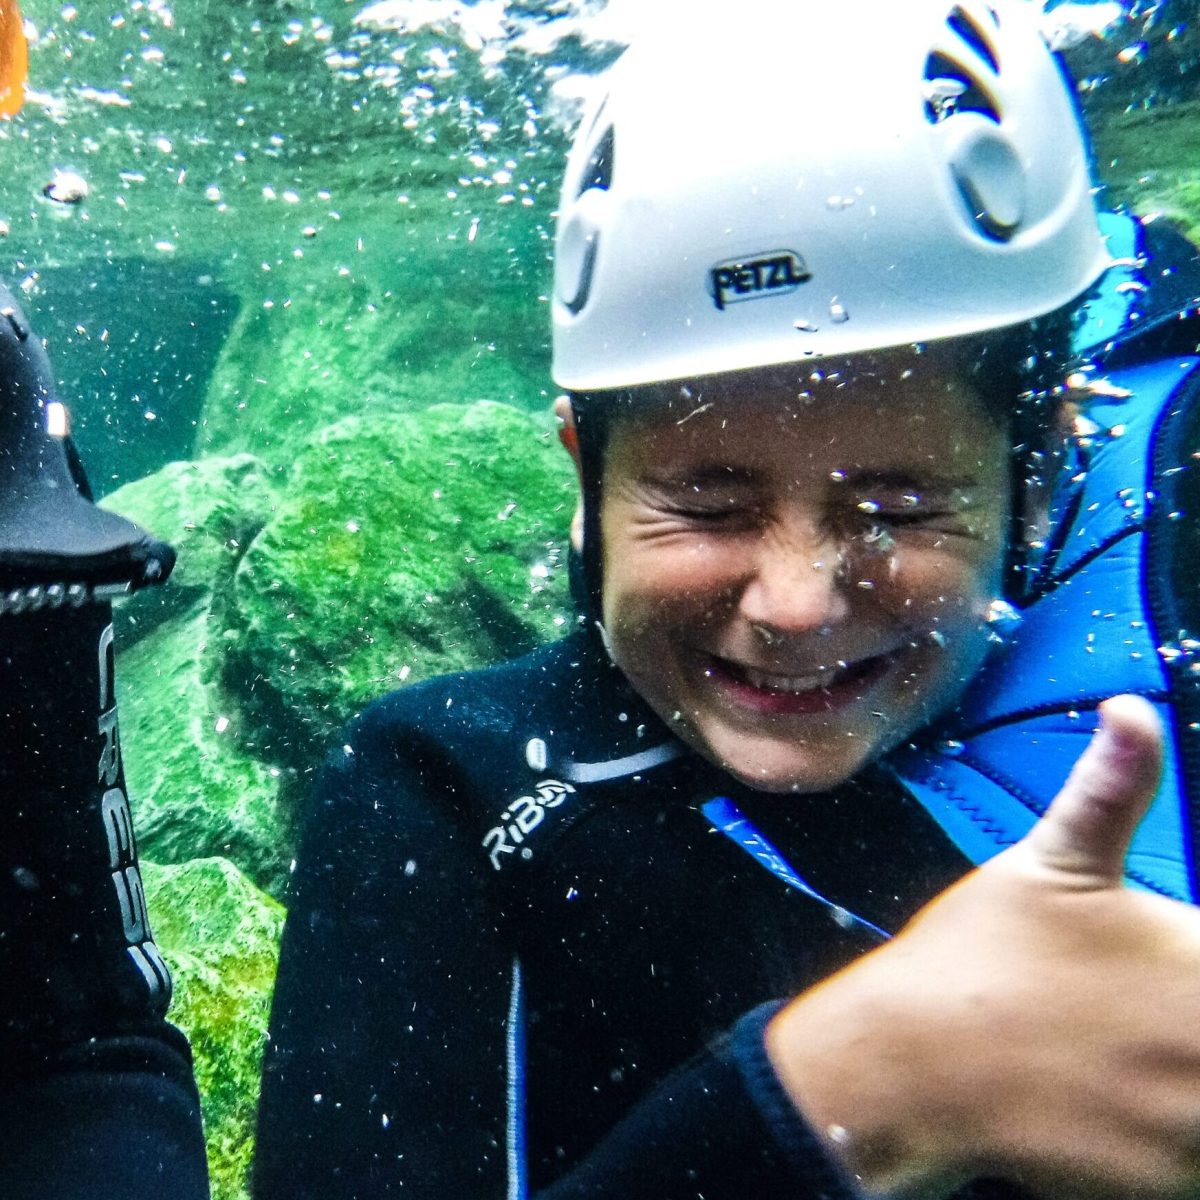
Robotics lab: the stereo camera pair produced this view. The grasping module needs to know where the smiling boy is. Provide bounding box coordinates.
[256,4,1200,1198]
[571,350,1013,793]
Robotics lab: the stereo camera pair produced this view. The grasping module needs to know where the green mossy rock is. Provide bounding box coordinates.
[106,454,290,891]
[144,857,285,1200]
[118,604,290,894]
[226,400,576,763]
[196,246,552,469]
[102,454,282,642]
[1089,100,1200,242]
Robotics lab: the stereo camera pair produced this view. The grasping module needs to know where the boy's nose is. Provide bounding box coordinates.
[737,524,852,637]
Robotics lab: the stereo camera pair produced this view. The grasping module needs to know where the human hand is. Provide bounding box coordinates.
[766,695,1200,1199]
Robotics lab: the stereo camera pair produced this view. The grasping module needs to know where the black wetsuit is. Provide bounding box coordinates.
[0,290,208,1198]
[257,628,987,1200]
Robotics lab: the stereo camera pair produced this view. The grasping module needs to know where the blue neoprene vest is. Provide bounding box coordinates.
[895,214,1200,901]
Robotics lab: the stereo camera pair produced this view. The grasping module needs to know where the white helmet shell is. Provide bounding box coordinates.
[552,0,1110,392]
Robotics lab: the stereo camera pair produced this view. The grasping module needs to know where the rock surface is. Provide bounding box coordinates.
[103,454,282,640]
[144,858,285,1200]
[196,262,553,468]
[118,604,291,895]
[106,455,291,894]
[108,399,575,1195]
[226,400,576,763]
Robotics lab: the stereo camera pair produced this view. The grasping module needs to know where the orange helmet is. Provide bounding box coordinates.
[0,0,26,117]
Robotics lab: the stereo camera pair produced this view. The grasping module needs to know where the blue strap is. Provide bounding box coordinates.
[701,796,891,943]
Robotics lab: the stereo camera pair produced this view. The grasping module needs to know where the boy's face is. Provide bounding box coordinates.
[595,350,1012,792]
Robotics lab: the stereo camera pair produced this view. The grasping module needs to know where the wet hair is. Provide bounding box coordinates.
[962,305,1081,594]
[962,303,1078,456]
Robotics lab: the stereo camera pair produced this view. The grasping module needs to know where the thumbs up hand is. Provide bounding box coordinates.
[766,696,1200,1199]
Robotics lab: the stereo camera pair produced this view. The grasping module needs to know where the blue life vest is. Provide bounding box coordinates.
[895,215,1200,901]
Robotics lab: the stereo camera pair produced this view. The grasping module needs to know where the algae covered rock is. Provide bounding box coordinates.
[196,263,553,468]
[1087,100,1200,243]
[118,604,290,894]
[144,857,285,1200]
[102,453,282,641]
[227,399,576,761]
[107,455,290,892]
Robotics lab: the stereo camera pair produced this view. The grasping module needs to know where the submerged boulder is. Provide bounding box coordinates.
[103,453,282,643]
[118,603,291,895]
[1089,100,1200,243]
[196,259,553,469]
[106,455,290,893]
[226,399,576,763]
[144,857,285,1200]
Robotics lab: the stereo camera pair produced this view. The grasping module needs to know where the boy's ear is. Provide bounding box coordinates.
[554,395,585,554]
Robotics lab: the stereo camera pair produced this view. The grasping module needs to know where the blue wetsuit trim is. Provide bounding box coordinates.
[702,797,891,943]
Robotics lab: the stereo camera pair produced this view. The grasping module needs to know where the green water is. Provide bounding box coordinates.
[5,2,1199,1195]
[5,0,612,490]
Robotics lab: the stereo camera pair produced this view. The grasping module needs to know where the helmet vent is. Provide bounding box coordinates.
[577,124,614,199]
[947,6,999,74]
[923,51,1002,124]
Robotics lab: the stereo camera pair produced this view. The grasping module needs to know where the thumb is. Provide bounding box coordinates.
[1021,694,1163,888]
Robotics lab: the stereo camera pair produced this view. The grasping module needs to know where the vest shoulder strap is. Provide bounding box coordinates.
[894,350,1200,901]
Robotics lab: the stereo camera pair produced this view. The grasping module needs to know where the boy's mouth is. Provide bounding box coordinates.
[705,652,893,715]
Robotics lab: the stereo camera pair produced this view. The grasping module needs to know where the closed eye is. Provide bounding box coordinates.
[654,500,760,526]
[876,509,958,525]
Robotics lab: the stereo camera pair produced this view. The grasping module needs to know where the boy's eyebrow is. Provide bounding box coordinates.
[644,466,982,492]
[841,468,981,492]
[642,464,760,489]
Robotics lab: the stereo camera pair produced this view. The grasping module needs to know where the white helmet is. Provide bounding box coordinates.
[552,0,1110,392]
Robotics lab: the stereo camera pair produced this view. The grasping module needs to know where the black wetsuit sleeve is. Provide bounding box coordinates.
[256,711,862,1200]
[536,1005,861,1200]
[0,606,209,1200]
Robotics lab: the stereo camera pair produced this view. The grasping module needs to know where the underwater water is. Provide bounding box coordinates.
[3,1,1198,1195]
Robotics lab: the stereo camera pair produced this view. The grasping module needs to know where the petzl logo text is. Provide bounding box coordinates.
[710,250,811,311]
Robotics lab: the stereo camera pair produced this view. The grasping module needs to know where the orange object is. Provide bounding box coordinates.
[0,0,27,117]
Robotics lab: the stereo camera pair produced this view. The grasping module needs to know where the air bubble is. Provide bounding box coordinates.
[44,170,89,204]
[923,76,967,120]
[985,599,1023,638]
[861,526,895,554]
